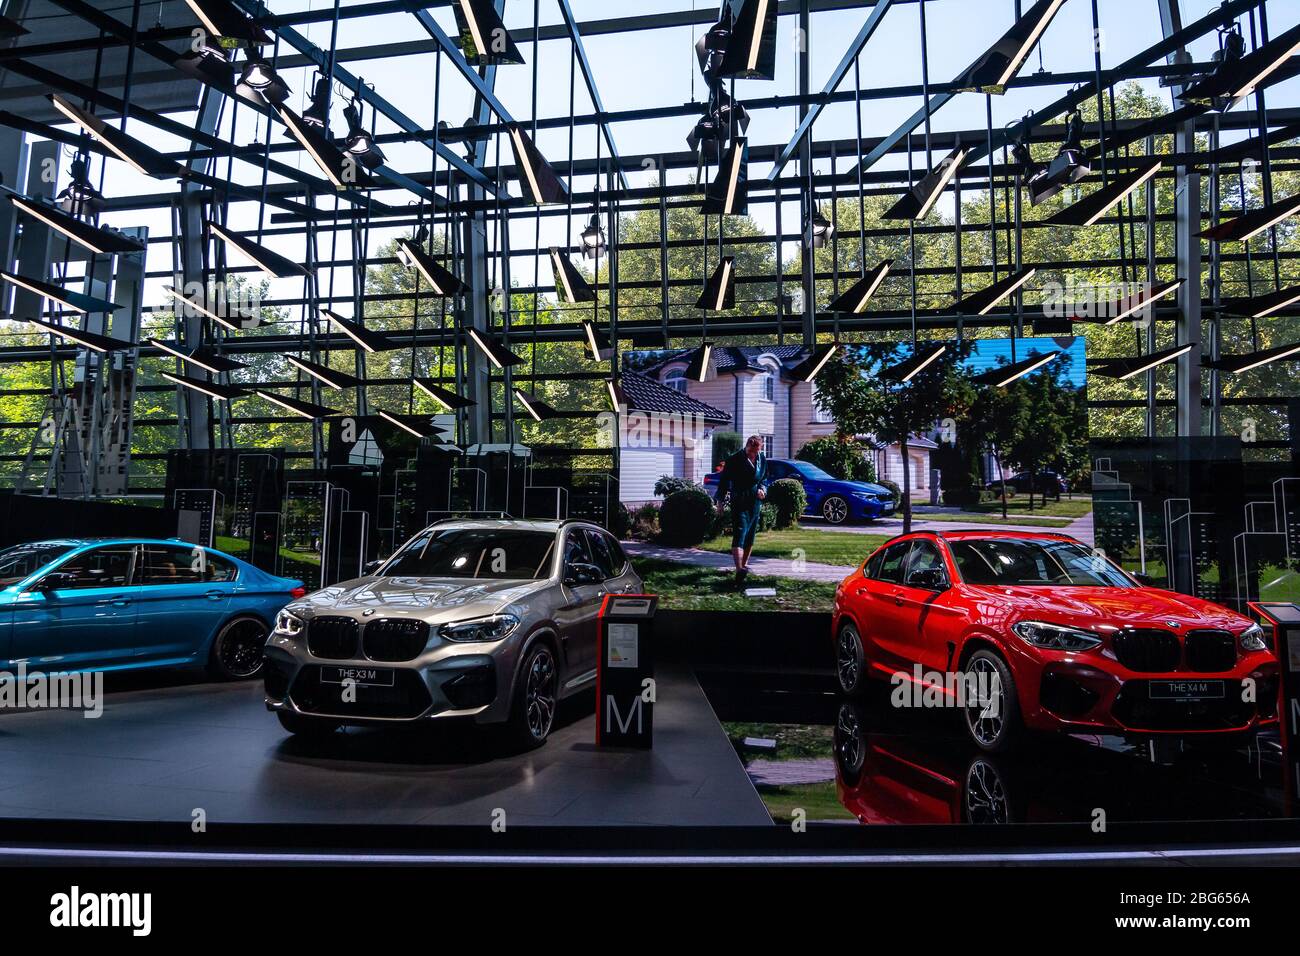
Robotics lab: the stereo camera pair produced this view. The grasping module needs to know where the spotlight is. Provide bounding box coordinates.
[1047,158,1161,227]
[685,342,715,383]
[958,268,1036,316]
[162,371,247,402]
[953,0,1066,94]
[1023,111,1091,205]
[279,104,373,190]
[254,389,341,420]
[56,157,105,219]
[804,207,835,249]
[238,50,290,105]
[343,98,386,170]
[453,0,525,65]
[880,343,948,384]
[581,320,613,362]
[174,33,235,89]
[25,317,125,352]
[413,378,475,409]
[395,227,466,297]
[513,389,559,422]
[1180,21,1300,113]
[549,248,596,304]
[184,0,270,43]
[1201,193,1300,244]
[717,0,778,80]
[302,73,331,133]
[322,309,402,353]
[285,354,362,390]
[1209,341,1300,374]
[826,261,892,314]
[48,94,183,180]
[971,350,1060,387]
[1093,343,1196,380]
[695,8,733,85]
[790,342,839,384]
[696,257,736,311]
[466,327,525,368]
[2,271,119,315]
[701,138,748,216]
[580,213,607,260]
[9,195,143,255]
[506,124,568,205]
[885,146,969,221]
[209,220,313,279]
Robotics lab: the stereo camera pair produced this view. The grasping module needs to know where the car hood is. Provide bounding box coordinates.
[962,584,1251,631]
[289,575,551,624]
[826,478,891,496]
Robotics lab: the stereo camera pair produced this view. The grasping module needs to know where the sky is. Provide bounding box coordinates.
[10,0,1300,338]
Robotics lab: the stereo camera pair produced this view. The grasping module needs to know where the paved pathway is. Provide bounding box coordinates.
[622,540,850,583]
[744,757,837,787]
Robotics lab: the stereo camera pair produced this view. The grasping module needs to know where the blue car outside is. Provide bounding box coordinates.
[704,458,896,524]
[0,538,304,680]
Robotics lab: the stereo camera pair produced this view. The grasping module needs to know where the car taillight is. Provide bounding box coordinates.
[290,586,307,599]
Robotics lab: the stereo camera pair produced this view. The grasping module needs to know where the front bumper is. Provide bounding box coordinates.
[263,630,518,726]
[851,498,895,520]
[1021,654,1280,735]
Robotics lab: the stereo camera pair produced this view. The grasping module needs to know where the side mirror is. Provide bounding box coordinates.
[565,562,603,587]
[33,572,74,593]
[906,567,949,591]
[363,559,387,576]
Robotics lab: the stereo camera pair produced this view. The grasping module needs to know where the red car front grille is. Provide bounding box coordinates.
[1111,629,1180,672]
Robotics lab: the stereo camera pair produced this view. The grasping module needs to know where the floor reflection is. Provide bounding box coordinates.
[713,679,1291,825]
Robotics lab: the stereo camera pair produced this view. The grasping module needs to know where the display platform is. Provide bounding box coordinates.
[0,663,769,827]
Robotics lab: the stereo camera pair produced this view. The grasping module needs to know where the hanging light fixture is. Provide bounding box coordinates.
[302,72,331,132]
[2,271,119,315]
[377,409,440,439]
[174,32,235,89]
[466,327,525,368]
[826,260,892,314]
[254,389,341,420]
[1201,193,1300,244]
[147,339,246,375]
[880,343,948,383]
[790,342,840,384]
[1180,21,1300,113]
[581,320,613,361]
[696,256,736,311]
[163,371,248,402]
[395,226,466,297]
[957,268,1037,316]
[209,220,313,279]
[453,0,525,65]
[701,138,748,216]
[1222,284,1300,319]
[1208,341,1300,374]
[48,94,184,180]
[414,377,476,409]
[513,388,559,422]
[1046,158,1162,227]
[343,97,386,170]
[285,354,362,390]
[952,0,1067,94]
[507,124,568,205]
[279,104,373,190]
[1020,110,1091,206]
[580,212,607,260]
[56,157,106,219]
[184,0,270,43]
[1092,343,1196,380]
[971,351,1060,387]
[164,283,255,332]
[9,195,143,255]
[605,376,626,410]
[549,248,596,303]
[804,207,834,249]
[717,0,778,80]
[685,342,716,383]
[322,309,403,353]
[25,318,125,353]
[885,146,970,221]
[238,47,291,105]
[694,8,733,85]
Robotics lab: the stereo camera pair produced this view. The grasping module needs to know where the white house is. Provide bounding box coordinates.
[619,346,935,505]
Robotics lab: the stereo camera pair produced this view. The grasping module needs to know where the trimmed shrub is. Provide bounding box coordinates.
[796,436,876,482]
[766,478,807,529]
[877,478,902,506]
[658,486,716,546]
[631,503,661,539]
[710,502,778,540]
[654,475,695,498]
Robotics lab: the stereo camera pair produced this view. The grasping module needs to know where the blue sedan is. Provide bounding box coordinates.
[0,538,304,680]
[705,458,897,524]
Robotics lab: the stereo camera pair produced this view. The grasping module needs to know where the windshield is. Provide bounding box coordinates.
[0,542,75,587]
[948,538,1135,588]
[790,461,834,481]
[381,528,555,580]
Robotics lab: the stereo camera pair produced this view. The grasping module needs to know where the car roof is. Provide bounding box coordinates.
[418,519,600,534]
[879,528,1081,546]
[6,537,220,549]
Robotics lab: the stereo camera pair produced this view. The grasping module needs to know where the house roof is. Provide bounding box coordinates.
[640,345,809,379]
[619,370,732,424]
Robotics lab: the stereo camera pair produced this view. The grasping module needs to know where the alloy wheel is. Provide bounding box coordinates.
[965,656,1005,747]
[837,626,862,693]
[218,619,267,679]
[834,702,865,777]
[524,648,558,740]
[964,759,1010,824]
[823,496,848,524]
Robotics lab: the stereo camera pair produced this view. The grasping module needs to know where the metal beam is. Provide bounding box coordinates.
[413,9,514,124]
[556,0,628,191]
[768,0,896,181]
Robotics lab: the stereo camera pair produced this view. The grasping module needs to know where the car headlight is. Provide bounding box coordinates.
[274,609,304,637]
[439,613,520,644]
[1011,620,1102,651]
[1240,623,1268,652]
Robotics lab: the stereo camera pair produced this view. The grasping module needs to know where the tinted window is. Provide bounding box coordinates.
[47,546,135,590]
[791,461,833,481]
[904,541,946,582]
[584,530,617,579]
[563,530,593,570]
[0,543,73,586]
[604,534,627,570]
[767,461,790,479]
[383,529,555,580]
[949,539,1135,588]
[140,545,207,585]
[872,542,912,583]
[206,553,238,582]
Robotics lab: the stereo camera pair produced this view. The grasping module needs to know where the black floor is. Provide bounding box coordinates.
[0,663,771,827]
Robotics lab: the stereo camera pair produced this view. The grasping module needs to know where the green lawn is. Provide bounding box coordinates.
[955,496,1094,520]
[696,528,890,568]
[632,558,838,612]
[751,782,857,824]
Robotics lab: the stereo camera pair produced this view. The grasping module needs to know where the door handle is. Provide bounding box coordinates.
[893,591,905,606]
[111,599,131,608]
[204,589,224,601]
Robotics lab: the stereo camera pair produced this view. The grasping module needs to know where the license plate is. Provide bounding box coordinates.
[1149,679,1224,700]
[321,666,395,688]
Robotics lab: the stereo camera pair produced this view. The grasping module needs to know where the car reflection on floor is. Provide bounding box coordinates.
[713,677,1290,826]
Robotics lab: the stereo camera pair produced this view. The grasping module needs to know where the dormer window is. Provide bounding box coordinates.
[664,367,688,394]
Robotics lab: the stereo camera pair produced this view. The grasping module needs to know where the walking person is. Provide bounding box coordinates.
[714,435,768,583]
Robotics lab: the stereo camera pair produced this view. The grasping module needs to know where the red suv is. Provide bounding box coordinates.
[833,530,1279,752]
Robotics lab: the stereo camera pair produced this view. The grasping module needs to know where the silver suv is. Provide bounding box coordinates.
[263,519,642,748]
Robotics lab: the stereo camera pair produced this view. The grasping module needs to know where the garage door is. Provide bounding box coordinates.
[619,447,684,503]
